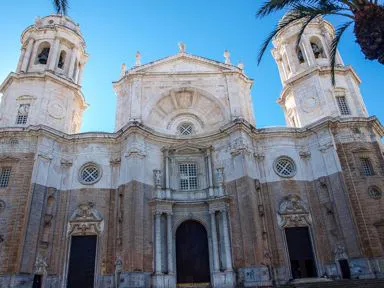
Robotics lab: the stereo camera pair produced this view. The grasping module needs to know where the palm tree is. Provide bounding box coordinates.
[256,0,384,83]
[52,0,69,15]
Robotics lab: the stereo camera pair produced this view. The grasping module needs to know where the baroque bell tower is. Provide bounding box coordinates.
[0,15,88,133]
[272,17,368,128]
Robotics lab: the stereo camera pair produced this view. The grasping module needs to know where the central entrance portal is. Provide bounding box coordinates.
[67,235,97,288]
[176,220,210,284]
[285,227,317,279]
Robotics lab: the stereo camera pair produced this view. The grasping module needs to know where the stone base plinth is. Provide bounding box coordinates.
[152,273,176,288]
[211,270,235,288]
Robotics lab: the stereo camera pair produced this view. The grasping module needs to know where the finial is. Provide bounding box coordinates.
[121,63,126,77]
[135,51,141,66]
[237,62,244,70]
[35,16,43,28]
[224,50,231,64]
[178,42,186,53]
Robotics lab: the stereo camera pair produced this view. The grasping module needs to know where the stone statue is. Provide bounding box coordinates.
[114,256,123,288]
[153,169,162,188]
[178,42,186,53]
[120,63,126,77]
[311,43,323,58]
[224,50,231,64]
[135,51,141,66]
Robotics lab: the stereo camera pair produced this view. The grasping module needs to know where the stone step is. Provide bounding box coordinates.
[176,283,210,288]
[280,279,384,288]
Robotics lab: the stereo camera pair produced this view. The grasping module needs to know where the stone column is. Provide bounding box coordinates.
[17,48,26,72]
[167,213,173,273]
[155,212,162,274]
[21,39,35,72]
[48,38,60,71]
[68,47,78,79]
[210,211,220,272]
[221,209,233,271]
[164,150,171,199]
[207,149,214,197]
[77,64,84,85]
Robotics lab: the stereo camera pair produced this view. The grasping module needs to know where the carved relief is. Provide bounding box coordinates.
[34,254,48,275]
[0,200,5,214]
[48,101,66,119]
[67,202,104,236]
[277,194,311,228]
[230,137,251,156]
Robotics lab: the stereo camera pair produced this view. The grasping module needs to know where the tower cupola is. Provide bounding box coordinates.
[272,17,368,128]
[0,15,88,134]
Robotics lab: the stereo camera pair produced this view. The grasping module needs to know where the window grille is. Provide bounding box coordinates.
[79,163,102,184]
[0,167,11,188]
[368,186,382,200]
[360,158,374,176]
[178,122,194,136]
[336,96,350,115]
[16,104,30,125]
[179,163,198,190]
[274,157,296,178]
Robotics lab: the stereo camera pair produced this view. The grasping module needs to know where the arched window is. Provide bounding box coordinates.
[35,42,51,65]
[297,48,305,64]
[310,37,325,59]
[57,50,66,69]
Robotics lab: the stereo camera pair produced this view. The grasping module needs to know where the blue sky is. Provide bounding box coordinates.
[0,0,382,132]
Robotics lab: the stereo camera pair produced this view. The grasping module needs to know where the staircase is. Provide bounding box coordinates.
[280,279,384,288]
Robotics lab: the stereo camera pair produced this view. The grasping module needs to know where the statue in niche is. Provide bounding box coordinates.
[297,49,305,63]
[153,169,162,188]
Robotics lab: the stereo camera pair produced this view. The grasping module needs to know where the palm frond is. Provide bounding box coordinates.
[257,11,311,64]
[52,0,61,14]
[61,0,68,16]
[330,21,353,85]
[256,0,319,17]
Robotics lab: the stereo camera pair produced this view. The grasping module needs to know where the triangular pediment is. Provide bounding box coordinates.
[128,53,239,74]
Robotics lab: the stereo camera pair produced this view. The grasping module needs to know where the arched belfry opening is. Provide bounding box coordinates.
[176,220,210,284]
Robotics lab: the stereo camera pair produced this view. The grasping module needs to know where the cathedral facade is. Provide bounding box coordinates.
[0,14,383,288]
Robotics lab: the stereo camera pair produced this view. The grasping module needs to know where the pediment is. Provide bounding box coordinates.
[129,53,238,74]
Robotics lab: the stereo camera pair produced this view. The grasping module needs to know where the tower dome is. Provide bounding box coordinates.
[271,17,368,128]
[0,14,88,133]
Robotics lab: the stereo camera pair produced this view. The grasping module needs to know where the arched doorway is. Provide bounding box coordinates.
[176,220,210,284]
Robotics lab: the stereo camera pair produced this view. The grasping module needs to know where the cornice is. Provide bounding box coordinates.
[0,72,87,108]
[0,116,381,146]
[278,65,361,104]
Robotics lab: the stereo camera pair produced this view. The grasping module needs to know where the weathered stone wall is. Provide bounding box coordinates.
[0,153,35,274]
[336,140,384,258]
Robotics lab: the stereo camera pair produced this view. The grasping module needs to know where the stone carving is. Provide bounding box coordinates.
[334,243,348,260]
[121,63,126,77]
[299,150,311,159]
[224,50,231,64]
[110,157,121,166]
[254,152,265,162]
[35,16,43,28]
[114,256,123,288]
[67,202,104,235]
[60,158,73,167]
[0,200,5,214]
[216,167,224,186]
[153,169,162,188]
[178,42,186,53]
[125,143,146,159]
[135,51,141,66]
[48,101,65,119]
[230,137,251,156]
[277,194,311,228]
[34,254,48,275]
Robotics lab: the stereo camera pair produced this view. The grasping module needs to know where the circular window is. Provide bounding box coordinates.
[178,122,194,136]
[368,186,382,200]
[79,163,102,185]
[274,156,296,178]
